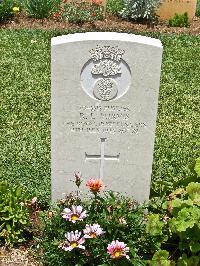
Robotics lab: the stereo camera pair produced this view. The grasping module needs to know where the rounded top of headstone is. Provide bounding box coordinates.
[51,32,163,49]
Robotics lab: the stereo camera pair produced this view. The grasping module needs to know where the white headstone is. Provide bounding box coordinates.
[51,32,163,203]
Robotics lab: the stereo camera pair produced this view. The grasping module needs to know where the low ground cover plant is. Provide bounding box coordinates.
[0,181,31,246]
[62,0,104,24]
[146,158,200,265]
[147,182,200,265]
[168,12,189,27]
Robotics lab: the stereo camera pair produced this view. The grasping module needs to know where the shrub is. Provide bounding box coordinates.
[0,181,31,246]
[106,0,124,16]
[120,0,161,23]
[38,176,159,265]
[0,0,14,22]
[196,0,200,17]
[62,0,104,24]
[168,12,189,27]
[22,0,61,19]
[147,182,200,263]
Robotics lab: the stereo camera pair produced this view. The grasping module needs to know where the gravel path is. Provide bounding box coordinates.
[0,248,42,266]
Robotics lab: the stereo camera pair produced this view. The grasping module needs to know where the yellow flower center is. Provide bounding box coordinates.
[71,215,79,221]
[71,242,78,248]
[114,251,122,258]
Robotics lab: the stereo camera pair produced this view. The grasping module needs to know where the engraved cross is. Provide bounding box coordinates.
[85,138,120,179]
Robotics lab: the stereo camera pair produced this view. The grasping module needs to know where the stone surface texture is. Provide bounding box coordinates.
[156,0,197,21]
[51,32,163,203]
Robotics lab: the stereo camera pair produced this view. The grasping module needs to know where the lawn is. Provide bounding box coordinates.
[0,29,199,204]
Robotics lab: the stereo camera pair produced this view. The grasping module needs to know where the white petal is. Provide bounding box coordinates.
[66,232,71,241]
[125,255,130,260]
[72,206,76,213]
[62,208,71,214]
[83,234,92,239]
[76,205,83,213]
[78,244,85,250]
[75,230,81,240]
[78,237,85,245]
[83,228,90,234]
[80,211,87,218]
[70,231,75,242]
[63,246,73,251]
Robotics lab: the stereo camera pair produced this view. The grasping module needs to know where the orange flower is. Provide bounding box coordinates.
[86,178,104,193]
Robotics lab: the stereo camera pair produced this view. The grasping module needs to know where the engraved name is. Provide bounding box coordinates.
[66,105,146,135]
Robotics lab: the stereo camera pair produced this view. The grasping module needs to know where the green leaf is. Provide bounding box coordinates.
[169,206,200,232]
[162,201,168,210]
[177,254,200,266]
[146,214,164,236]
[186,182,200,201]
[151,250,172,266]
[6,224,11,232]
[171,198,183,208]
[15,187,22,197]
[189,241,200,253]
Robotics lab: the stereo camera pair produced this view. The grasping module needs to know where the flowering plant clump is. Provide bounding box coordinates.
[39,173,160,265]
[62,0,104,24]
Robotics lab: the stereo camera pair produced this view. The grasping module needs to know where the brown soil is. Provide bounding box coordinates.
[1,12,200,35]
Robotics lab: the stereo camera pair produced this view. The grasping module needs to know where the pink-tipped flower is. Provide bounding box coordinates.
[107,240,130,260]
[86,178,104,193]
[61,231,85,251]
[83,224,105,238]
[61,205,87,223]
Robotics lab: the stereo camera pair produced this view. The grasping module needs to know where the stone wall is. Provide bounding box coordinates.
[156,0,197,21]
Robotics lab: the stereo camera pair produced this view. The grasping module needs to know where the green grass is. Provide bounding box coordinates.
[0,29,199,203]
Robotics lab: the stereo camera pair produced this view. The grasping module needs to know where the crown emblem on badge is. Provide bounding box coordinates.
[89,45,125,62]
[88,45,125,101]
[81,44,131,101]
